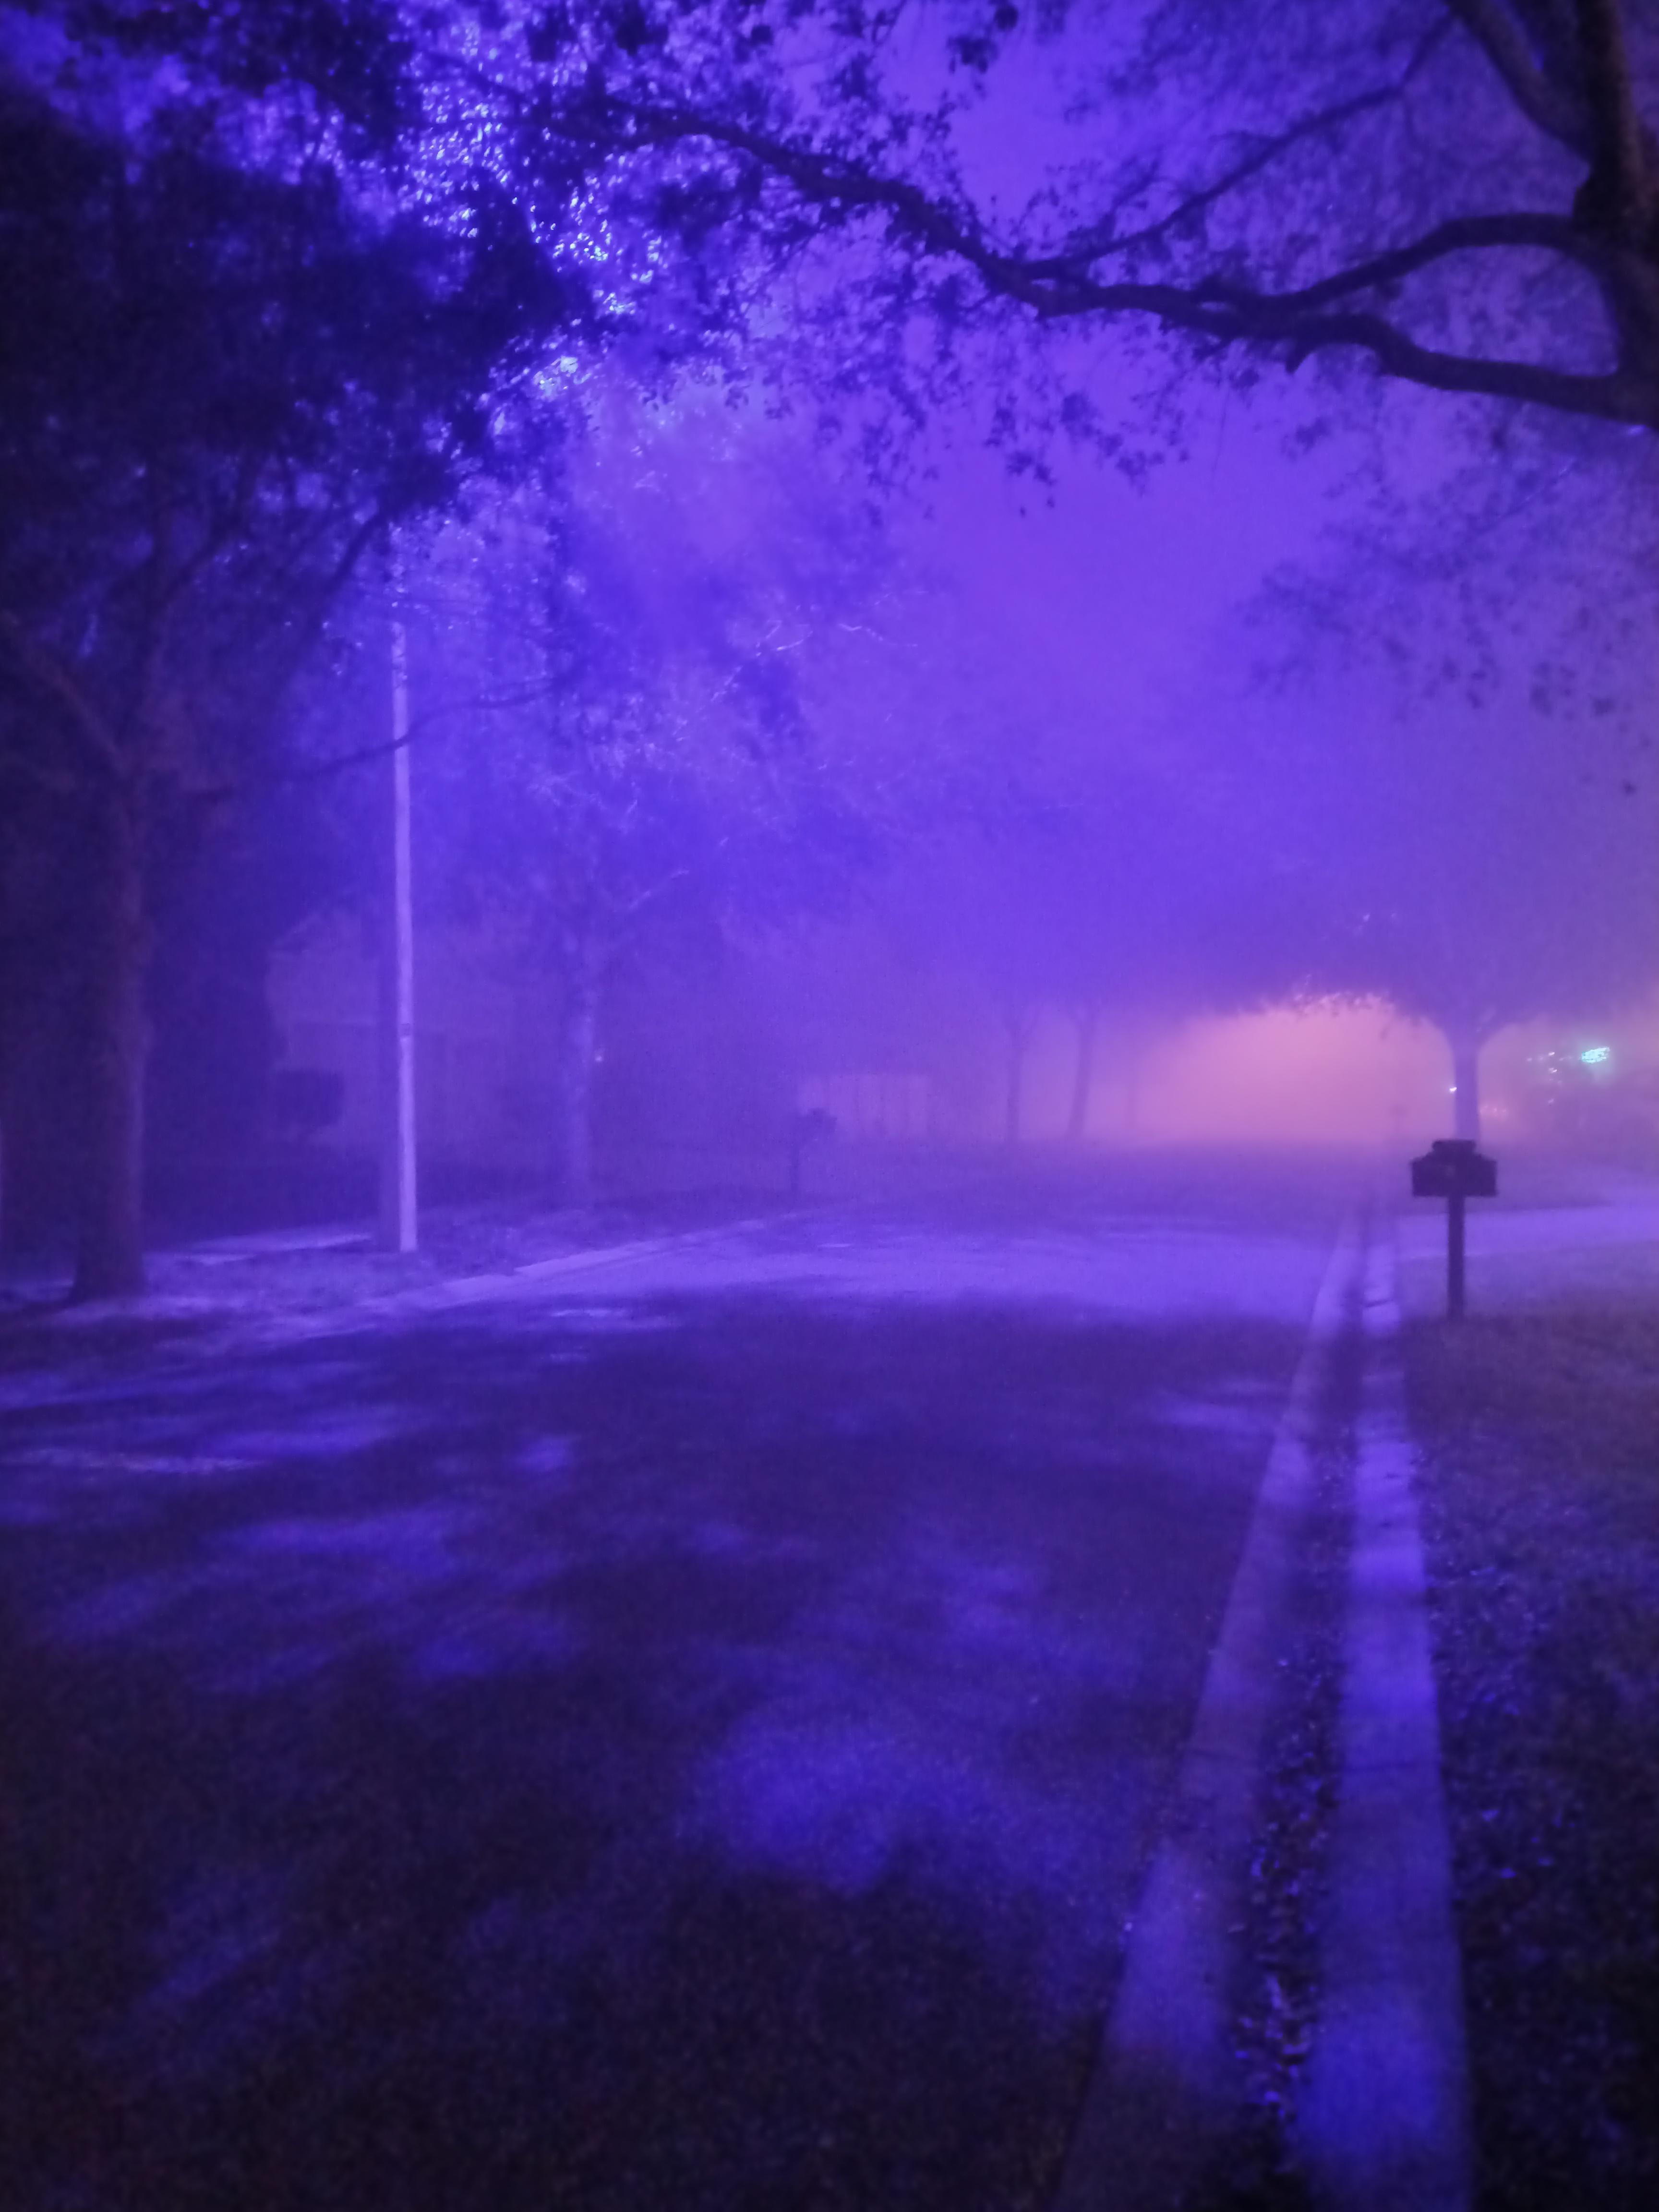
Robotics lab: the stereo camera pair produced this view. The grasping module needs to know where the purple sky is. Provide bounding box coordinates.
[894,403,1351,735]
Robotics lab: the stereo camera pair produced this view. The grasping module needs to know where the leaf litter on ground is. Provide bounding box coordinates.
[1405,1297,1659,2212]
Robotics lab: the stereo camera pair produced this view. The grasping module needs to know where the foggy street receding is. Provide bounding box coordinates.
[3,7,1659,2211]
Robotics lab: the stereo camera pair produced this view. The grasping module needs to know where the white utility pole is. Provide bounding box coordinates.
[378,607,418,1251]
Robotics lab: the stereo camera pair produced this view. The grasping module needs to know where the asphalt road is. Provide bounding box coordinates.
[0,1152,1362,2212]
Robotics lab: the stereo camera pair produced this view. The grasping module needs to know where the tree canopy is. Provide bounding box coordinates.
[0,58,588,1290]
[5,0,1656,1289]
[24,3,1659,435]
[395,385,967,1193]
[544,0,1659,430]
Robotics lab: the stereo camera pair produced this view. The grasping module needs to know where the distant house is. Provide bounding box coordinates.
[797,1070,932,1141]
[266,918,556,1173]
[267,914,958,1192]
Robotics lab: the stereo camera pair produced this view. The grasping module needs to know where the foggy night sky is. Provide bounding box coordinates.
[7,0,1659,1204]
[894,403,1346,736]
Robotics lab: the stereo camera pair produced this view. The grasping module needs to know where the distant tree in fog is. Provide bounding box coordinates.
[878,733,1317,1144]
[1214,416,1659,1142]
[1253,409,1658,733]
[1214,677,1659,1138]
[411,394,945,1203]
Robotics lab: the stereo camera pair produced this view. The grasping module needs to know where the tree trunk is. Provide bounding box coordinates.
[377,623,418,1252]
[1003,1006,1034,1148]
[1448,1027,1483,1142]
[0,1010,75,1261]
[552,957,601,1207]
[1067,1003,1099,1144]
[72,793,150,1299]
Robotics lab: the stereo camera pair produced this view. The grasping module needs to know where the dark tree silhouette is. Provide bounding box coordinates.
[46,4,1659,431]
[1216,674,1659,1138]
[0,85,576,1293]
[517,0,1659,433]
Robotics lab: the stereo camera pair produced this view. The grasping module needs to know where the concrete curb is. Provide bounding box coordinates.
[392,1231,710,1307]
[237,1215,783,1345]
[1052,1223,1361,2211]
[1295,1227,1472,2212]
[387,1212,780,1304]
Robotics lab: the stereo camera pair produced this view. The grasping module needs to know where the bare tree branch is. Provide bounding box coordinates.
[0,616,126,786]
[1196,210,1600,309]
[187,668,575,804]
[1056,15,1457,273]
[1444,0,1592,151]
[0,737,84,800]
[588,99,1657,426]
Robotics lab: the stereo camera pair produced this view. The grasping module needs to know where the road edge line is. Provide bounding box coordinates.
[1052,1220,1361,2211]
[1295,1224,1472,2212]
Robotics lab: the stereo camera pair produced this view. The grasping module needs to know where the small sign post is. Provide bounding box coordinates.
[787,1106,836,1202]
[1409,1138,1498,1319]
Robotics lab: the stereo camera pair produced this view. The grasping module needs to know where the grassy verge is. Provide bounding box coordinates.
[1403,1292,1659,2212]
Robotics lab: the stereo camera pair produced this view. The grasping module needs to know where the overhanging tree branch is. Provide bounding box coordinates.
[1444,0,1592,151]
[571,98,1657,426]
[1192,210,1601,308]
[1053,15,1457,273]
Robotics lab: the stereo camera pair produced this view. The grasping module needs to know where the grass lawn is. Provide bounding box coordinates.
[1401,1249,1659,2212]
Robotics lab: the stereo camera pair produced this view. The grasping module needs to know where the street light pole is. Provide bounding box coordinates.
[378,605,418,1252]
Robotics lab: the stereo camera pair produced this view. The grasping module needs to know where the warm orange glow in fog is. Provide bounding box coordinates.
[1102,1003,1451,1147]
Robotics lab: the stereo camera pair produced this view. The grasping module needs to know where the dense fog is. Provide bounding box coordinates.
[6,16,1659,2212]
[2,0,1656,1288]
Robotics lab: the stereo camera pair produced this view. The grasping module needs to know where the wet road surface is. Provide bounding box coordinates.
[1,1153,1359,2211]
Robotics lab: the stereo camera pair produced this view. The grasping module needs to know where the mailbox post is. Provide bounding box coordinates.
[787,1106,837,1202]
[1410,1138,1497,1319]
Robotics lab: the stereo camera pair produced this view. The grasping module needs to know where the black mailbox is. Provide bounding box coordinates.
[1410,1137,1497,1200]
[1410,1137,1496,1318]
